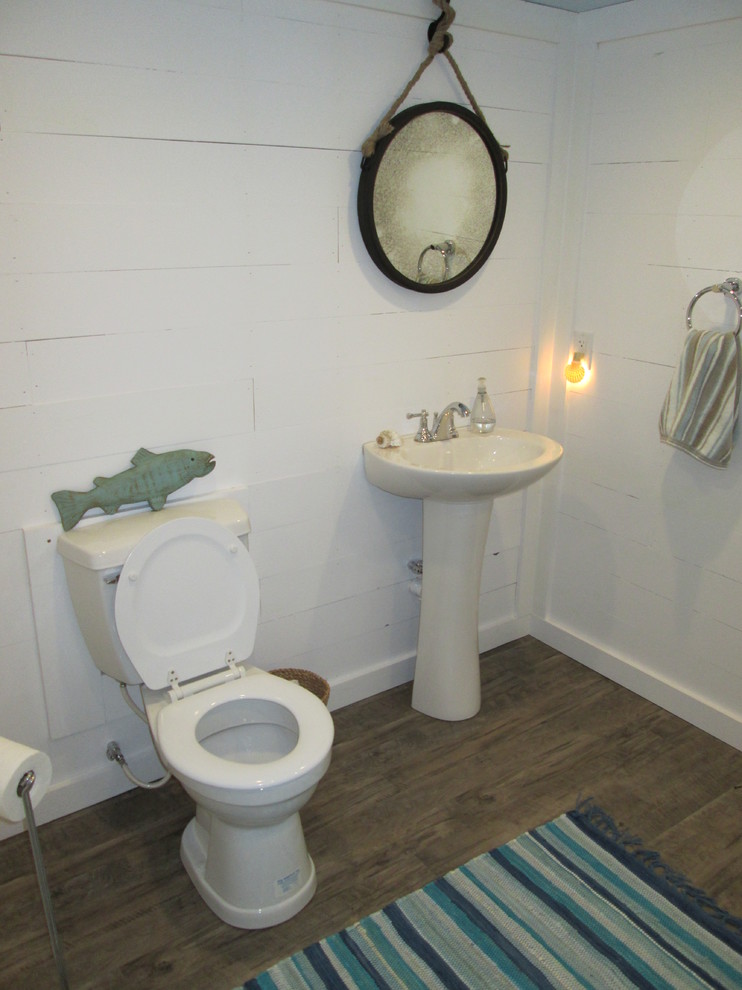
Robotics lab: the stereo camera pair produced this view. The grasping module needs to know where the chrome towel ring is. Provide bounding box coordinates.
[417,239,456,283]
[686,276,742,336]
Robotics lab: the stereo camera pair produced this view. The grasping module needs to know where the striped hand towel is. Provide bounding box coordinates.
[659,329,741,467]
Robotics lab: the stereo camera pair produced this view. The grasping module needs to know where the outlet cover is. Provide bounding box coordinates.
[573,332,593,369]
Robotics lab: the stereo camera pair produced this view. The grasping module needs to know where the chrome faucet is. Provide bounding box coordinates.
[407,402,470,442]
[432,402,470,440]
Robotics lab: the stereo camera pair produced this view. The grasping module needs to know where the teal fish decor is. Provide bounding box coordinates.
[51,447,216,531]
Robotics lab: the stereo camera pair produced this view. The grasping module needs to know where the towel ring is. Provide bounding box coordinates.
[686,277,742,336]
[417,240,456,283]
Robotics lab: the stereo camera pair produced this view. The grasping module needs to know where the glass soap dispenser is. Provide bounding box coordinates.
[470,377,496,433]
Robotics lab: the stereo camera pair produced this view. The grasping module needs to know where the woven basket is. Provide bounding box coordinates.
[270,668,330,706]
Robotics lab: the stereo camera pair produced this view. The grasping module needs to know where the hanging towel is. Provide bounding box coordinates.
[659,329,741,468]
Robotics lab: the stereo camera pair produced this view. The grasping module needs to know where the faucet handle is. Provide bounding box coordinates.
[406,410,433,443]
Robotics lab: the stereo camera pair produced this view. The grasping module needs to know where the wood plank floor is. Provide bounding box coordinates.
[2,637,742,990]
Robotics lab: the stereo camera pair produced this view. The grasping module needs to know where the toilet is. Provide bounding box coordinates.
[56,498,334,929]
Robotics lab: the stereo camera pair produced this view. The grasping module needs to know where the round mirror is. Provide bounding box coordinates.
[358,102,508,293]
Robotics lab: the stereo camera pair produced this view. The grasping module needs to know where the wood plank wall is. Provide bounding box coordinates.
[537,3,742,749]
[0,0,564,834]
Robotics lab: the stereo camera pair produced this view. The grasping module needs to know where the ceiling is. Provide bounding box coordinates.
[522,0,632,11]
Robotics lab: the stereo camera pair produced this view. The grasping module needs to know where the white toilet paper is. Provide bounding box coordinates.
[0,736,52,823]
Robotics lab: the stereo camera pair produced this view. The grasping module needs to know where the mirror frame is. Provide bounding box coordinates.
[358,101,508,293]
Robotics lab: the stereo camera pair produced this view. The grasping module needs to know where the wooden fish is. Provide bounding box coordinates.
[51,447,216,531]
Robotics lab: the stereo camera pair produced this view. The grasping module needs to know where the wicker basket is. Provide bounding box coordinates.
[270,667,330,706]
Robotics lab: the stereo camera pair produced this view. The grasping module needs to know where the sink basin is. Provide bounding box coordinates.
[362,426,563,722]
[363,429,563,502]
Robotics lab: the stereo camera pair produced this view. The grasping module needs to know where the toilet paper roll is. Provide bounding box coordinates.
[0,736,52,823]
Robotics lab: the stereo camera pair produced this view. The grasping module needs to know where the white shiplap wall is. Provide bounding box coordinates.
[1,0,565,834]
[534,1,742,749]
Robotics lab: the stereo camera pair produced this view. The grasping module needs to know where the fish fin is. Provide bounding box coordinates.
[131,447,157,466]
[51,490,92,531]
[148,496,167,511]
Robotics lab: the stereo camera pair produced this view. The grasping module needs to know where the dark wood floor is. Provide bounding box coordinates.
[2,637,742,990]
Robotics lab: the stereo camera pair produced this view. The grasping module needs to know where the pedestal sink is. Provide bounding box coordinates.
[363,429,563,720]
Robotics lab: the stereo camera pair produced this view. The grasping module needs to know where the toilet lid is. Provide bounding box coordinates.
[114,517,260,690]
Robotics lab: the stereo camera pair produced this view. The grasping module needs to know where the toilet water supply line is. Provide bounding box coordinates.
[106,684,172,790]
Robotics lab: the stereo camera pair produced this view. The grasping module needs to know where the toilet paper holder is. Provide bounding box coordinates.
[16,769,70,990]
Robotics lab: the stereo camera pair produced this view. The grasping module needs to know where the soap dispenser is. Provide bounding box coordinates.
[470,377,496,433]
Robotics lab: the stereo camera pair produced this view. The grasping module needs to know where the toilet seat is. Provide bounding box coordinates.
[155,672,334,792]
[114,517,260,690]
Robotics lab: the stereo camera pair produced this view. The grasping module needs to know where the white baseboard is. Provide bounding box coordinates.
[328,653,416,711]
[327,614,528,712]
[0,740,165,841]
[531,618,742,752]
[480,615,529,654]
[16,613,721,842]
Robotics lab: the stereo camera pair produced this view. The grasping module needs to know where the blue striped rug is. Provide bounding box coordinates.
[237,803,742,989]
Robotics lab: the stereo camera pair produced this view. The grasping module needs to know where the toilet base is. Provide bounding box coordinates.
[180,812,317,929]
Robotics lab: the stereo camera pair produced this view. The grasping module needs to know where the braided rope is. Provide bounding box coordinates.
[361,0,489,159]
[442,48,486,123]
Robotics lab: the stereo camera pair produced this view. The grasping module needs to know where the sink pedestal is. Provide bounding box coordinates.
[412,497,493,721]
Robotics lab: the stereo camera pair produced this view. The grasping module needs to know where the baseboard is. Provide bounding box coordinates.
[479,615,529,654]
[328,653,416,711]
[0,615,545,840]
[0,741,165,842]
[531,618,742,752]
[327,614,528,712]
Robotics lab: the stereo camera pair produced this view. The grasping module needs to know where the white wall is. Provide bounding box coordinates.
[534,0,742,750]
[0,0,566,835]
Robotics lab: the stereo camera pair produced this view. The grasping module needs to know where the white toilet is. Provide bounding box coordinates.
[56,498,334,929]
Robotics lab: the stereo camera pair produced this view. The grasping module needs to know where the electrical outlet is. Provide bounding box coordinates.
[573,332,593,370]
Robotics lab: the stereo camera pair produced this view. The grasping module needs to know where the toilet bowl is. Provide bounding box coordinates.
[57,498,334,929]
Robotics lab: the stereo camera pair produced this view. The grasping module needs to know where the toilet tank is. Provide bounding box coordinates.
[57,498,251,685]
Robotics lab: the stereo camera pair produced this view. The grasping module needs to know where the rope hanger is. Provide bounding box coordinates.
[361,0,496,160]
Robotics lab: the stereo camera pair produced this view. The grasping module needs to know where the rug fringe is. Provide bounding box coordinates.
[571,798,742,936]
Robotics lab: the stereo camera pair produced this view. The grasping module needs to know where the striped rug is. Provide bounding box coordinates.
[237,803,742,989]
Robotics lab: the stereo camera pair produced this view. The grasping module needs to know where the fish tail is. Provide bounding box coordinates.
[51,489,95,531]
